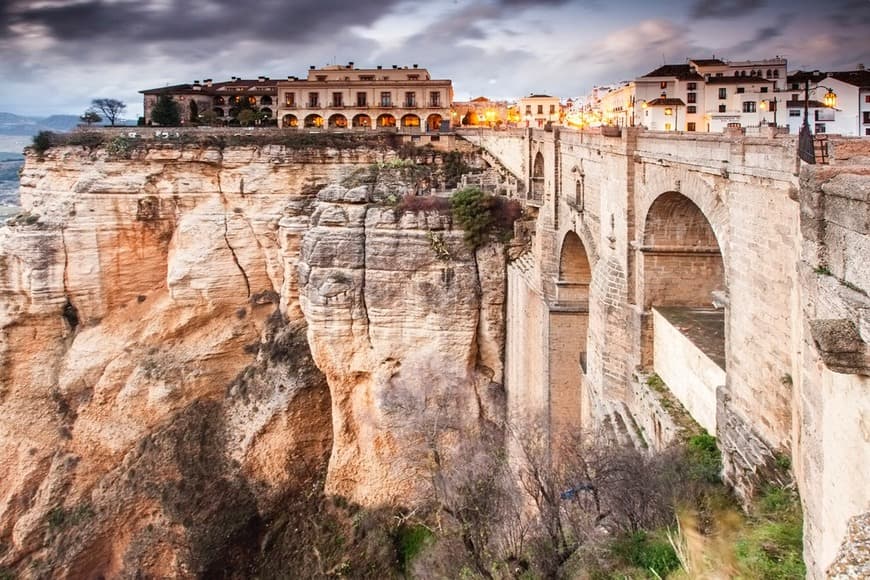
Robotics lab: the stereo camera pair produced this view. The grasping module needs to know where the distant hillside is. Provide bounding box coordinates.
[0,151,24,209]
[0,112,136,137]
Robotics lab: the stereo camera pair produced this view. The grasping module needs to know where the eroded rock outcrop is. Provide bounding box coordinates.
[0,139,503,576]
[299,184,505,505]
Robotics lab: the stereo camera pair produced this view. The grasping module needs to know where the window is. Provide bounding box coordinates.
[407,74,419,80]
[791,93,799,101]
[863,111,870,123]
[791,83,800,90]
[773,70,779,78]
[537,105,543,114]
[760,87,768,93]
[687,105,697,113]
[742,101,756,113]
[308,92,319,107]
[865,95,870,103]
[359,75,375,81]
[687,92,697,103]
[332,92,343,107]
[660,81,667,89]
[736,87,745,94]
[284,93,295,107]
[816,109,835,121]
[719,88,727,99]
[815,123,826,133]
[789,109,801,117]
[404,91,416,107]
[866,128,870,136]
[768,101,777,112]
[549,104,556,114]
[525,105,531,115]
[687,122,696,131]
[664,123,672,131]
[719,104,727,113]
[429,91,441,107]
[687,82,697,90]
[766,69,772,78]
[356,92,367,107]
[380,92,391,107]
[316,75,327,81]
[574,176,584,209]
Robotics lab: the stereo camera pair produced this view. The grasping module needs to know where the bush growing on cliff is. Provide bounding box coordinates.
[451,187,521,249]
[32,130,53,154]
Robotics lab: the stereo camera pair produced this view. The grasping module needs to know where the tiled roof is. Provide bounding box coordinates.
[789,69,870,89]
[641,64,705,81]
[140,78,279,95]
[646,98,686,107]
[526,94,554,98]
[704,76,775,85]
[691,59,727,67]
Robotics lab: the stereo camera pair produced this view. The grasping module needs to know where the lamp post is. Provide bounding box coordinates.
[759,96,778,127]
[799,80,838,164]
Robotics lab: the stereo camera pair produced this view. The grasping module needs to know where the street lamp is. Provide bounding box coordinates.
[759,96,778,127]
[799,80,838,164]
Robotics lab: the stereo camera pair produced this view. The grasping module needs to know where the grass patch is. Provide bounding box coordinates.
[395,523,434,571]
[686,432,722,484]
[734,486,804,579]
[611,531,681,578]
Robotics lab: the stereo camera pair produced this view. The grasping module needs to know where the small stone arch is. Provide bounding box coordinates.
[377,114,396,127]
[260,95,273,105]
[282,114,298,128]
[531,151,544,201]
[304,114,323,128]
[427,114,443,131]
[328,114,348,128]
[260,107,273,118]
[558,231,592,306]
[352,114,371,128]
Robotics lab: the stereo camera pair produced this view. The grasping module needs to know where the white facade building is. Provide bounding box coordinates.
[519,94,562,127]
[785,69,870,136]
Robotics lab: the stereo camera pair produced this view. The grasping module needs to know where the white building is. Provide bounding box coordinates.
[785,69,870,136]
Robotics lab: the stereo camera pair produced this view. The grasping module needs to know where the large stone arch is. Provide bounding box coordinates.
[638,190,727,435]
[640,191,726,309]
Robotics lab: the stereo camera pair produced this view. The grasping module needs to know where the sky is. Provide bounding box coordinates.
[1,0,868,117]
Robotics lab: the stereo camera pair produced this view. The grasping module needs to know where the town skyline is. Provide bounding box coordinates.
[2,0,868,117]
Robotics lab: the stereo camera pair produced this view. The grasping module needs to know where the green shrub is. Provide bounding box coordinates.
[686,432,722,484]
[32,131,53,154]
[395,524,433,571]
[611,531,680,577]
[67,131,105,148]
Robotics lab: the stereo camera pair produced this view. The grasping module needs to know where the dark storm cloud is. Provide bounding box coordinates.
[3,0,404,43]
[725,23,784,54]
[691,0,765,18]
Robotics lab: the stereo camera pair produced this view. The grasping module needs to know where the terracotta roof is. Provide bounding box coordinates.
[641,64,705,81]
[140,78,279,95]
[471,96,491,102]
[691,59,727,67]
[704,76,775,85]
[526,94,554,98]
[646,98,686,107]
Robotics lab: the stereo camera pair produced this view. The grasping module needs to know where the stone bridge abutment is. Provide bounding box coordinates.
[462,126,870,578]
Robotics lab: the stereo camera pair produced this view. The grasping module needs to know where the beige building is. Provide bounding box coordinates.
[275,63,452,131]
[141,77,279,124]
[518,94,562,127]
[452,96,512,127]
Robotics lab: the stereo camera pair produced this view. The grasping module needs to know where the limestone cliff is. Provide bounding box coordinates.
[0,138,504,577]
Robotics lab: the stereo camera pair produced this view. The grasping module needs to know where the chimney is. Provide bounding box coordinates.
[413,64,418,68]
[310,65,316,70]
[349,61,354,68]
[377,65,382,69]
[204,79,213,87]
[392,64,397,69]
[258,76,265,82]
[858,63,865,70]
[193,80,200,85]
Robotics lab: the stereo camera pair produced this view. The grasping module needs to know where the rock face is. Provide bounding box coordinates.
[0,141,504,576]
[299,184,506,505]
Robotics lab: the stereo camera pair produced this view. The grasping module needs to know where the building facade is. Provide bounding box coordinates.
[275,64,452,131]
[141,77,279,125]
[518,94,562,127]
[786,69,870,136]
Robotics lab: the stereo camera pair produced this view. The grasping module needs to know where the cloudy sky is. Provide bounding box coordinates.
[1,0,868,117]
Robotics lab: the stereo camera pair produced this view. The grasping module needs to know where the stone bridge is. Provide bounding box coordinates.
[460,126,870,578]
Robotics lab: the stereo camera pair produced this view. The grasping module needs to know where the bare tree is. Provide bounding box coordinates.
[91,98,126,126]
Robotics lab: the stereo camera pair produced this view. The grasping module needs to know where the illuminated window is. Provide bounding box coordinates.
[284,93,295,107]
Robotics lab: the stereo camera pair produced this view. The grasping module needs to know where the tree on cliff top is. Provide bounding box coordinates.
[80,110,102,126]
[91,98,126,126]
[151,94,180,126]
